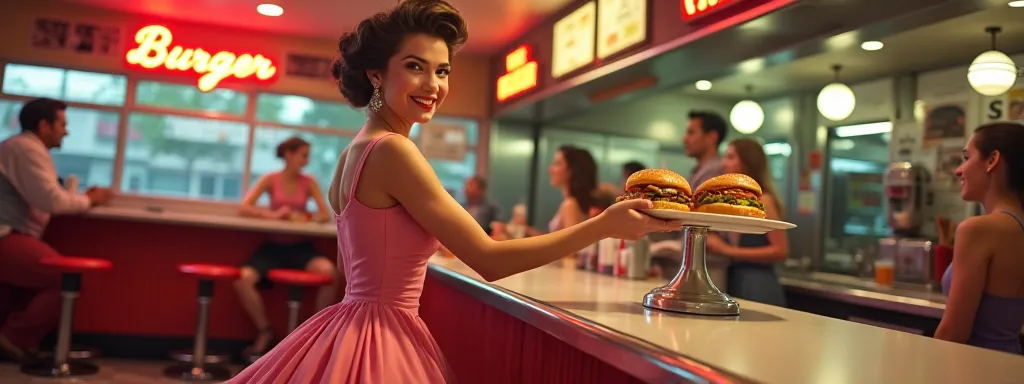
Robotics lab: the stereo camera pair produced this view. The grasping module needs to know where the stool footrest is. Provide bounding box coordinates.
[169,348,232,365]
[21,360,99,377]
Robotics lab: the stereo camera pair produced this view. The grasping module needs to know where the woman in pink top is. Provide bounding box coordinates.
[236,136,337,356]
[228,1,678,382]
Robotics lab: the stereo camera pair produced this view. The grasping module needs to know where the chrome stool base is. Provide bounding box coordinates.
[163,362,231,381]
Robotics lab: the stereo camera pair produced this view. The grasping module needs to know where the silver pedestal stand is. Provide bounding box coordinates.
[643,225,740,315]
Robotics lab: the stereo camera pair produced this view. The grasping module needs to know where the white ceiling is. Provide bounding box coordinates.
[62,0,574,54]
[680,5,1024,98]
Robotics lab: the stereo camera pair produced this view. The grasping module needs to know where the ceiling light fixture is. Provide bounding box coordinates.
[817,65,856,121]
[730,85,764,134]
[257,3,284,17]
[1009,1,1024,7]
[695,80,712,91]
[860,41,884,51]
[968,26,1018,96]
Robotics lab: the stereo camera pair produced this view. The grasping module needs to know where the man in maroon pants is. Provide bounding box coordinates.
[0,98,113,361]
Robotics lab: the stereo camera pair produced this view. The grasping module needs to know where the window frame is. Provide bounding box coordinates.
[0,59,485,210]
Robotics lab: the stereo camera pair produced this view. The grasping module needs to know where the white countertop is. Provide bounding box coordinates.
[427,257,1024,384]
[85,206,336,237]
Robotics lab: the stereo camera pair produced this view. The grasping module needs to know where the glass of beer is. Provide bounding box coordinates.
[874,259,894,285]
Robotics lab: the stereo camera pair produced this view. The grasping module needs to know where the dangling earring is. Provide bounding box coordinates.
[368,83,383,113]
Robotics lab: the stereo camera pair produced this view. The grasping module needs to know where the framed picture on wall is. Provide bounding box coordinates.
[70,23,121,55]
[31,18,71,50]
[922,102,966,147]
[1009,88,1024,121]
[285,54,334,80]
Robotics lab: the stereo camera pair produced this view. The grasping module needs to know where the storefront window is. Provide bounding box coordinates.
[2,64,127,106]
[135,81,247,115]
[121,113,249,200]
[256,93,365,130]
[0,99,118,187]
[0,63,483,205]
[249,126,353,210]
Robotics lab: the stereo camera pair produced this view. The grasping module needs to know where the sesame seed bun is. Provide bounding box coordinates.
[624,169,692,196]
[694,173,762,197]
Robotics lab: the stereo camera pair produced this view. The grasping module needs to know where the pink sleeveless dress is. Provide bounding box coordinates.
[228,133,453,383]
[267,172,311,244]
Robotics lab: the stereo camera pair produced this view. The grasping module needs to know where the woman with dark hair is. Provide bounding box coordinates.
[705,138,789,306]
[546,145,598,233]
[235,136,337,357]
[229,1,677,382]
[935,121,1024,354]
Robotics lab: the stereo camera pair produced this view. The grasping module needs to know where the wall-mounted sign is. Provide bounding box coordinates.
[125,25,278,92]
[418,122,468,161]
[496,45,538,102]
[681,0,741,22]
[552,1,596,78]
[597,0,648,59]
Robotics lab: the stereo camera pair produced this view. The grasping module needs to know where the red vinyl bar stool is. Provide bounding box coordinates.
[21,256,112,378]
[164,264,239,381]
[246,269,332,363]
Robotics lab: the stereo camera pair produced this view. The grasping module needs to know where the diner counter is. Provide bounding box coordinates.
[427,257,1024,384]
[85,205,336,237]
[778,271,946,319]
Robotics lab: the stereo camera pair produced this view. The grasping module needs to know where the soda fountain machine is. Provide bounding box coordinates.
[878,162,937,288]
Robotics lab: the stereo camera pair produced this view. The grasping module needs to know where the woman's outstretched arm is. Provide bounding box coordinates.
[373,136,676,282]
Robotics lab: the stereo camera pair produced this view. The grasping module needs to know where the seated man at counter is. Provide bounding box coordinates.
[235,136,339,357]
[462,175,501,235]
[0,97,113,361]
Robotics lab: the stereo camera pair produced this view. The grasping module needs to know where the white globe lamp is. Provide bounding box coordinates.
[817,82,856,121]
[968,50,1017,96]
[968,26,1019,97]
[730,99,764,134]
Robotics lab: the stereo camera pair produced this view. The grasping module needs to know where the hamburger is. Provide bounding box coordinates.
[693,173,766,218]
[616,169,692,211]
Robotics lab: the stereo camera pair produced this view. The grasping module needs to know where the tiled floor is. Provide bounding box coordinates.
[0,360,242,383]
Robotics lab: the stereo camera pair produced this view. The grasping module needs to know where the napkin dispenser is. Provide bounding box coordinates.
[893,238,934,285]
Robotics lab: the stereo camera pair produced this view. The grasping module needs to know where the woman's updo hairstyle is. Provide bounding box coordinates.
[331,0,469,107]
[276,136,309,159]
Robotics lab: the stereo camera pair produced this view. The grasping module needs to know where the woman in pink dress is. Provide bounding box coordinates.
[228,1,679,382]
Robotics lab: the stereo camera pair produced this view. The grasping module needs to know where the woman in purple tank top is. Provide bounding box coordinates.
[236,136,338,357]
[936,121,1024,355]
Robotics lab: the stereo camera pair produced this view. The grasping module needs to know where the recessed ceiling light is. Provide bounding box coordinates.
[1009,1,1024,7]
[860,41,884,51]
[695,80,712,91]
[257,3,284,16]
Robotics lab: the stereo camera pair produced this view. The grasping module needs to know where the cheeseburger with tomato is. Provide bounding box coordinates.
[693,173,766,218]
[617,169,692,211]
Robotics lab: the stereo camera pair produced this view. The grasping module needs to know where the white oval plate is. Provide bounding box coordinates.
[643,209,796,234]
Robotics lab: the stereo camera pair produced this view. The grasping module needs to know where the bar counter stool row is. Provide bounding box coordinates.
[17,258,334,382]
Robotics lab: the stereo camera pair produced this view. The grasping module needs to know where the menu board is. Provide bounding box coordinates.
[551,1,596,78]
[597,0,648,59]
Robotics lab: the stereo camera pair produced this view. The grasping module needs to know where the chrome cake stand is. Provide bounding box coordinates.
[643,225,740,316]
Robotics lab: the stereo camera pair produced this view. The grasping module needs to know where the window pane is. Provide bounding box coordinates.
[1,64,126,106]
[429,151,476,203]
[256,93,364,130]
[0,100,118,187]
[135,81,247,115]
[64,70,127,106]
[122,113,249,200]
[3,64,64,99]
[0,99,22,141]
[249,126,352,211]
